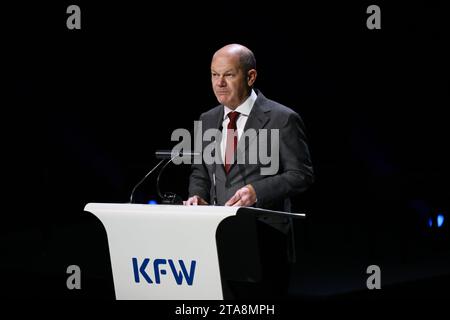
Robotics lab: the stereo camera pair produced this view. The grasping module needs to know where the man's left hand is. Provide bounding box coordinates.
[225,184,257,207]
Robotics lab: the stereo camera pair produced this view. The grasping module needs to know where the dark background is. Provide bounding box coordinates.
[5,1,450,299]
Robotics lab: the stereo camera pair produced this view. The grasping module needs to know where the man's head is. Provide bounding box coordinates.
[211,44,257,109]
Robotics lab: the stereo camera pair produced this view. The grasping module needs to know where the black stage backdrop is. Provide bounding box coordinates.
[6,1,450,299]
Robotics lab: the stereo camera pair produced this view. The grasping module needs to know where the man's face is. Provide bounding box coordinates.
[211,54,249,109]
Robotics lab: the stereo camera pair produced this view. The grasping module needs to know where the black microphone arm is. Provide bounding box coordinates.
[129,158,165,203]
[156,153,183,204]
[129,149,201,204]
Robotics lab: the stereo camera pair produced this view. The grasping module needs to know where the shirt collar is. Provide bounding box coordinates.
[223,89,257,119]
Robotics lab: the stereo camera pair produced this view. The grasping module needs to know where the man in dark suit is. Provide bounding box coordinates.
[183,43,314,298]
[185,44,314,211]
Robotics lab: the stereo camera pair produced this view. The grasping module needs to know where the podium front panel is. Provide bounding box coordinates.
[85,203,238,300]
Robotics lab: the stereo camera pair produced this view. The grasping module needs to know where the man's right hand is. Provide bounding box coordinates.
[183,195,209,206]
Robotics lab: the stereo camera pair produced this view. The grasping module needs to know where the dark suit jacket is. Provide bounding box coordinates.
[189,90,314,212]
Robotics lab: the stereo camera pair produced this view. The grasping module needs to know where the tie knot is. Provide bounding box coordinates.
[228,111,240,124]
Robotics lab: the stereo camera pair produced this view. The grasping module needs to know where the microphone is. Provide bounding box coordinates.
[155,150,200,160]
[129,149,200,204]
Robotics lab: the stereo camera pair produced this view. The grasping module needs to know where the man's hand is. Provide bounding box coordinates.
[184,195,209,206]
[225,184,257,207]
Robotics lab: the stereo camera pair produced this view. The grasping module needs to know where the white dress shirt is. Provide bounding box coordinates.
[220,89,257,163]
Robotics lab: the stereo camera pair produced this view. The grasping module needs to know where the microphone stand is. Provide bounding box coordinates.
[156,154,183,204]
[129,159,166,203]
[130,150,197,204]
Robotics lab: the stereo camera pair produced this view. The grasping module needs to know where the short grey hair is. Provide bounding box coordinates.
[238,49,256,74]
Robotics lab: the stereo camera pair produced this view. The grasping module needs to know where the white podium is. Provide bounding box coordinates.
[84,203,304,300]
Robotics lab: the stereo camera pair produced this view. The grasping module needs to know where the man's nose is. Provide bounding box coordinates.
[216,76,226,87]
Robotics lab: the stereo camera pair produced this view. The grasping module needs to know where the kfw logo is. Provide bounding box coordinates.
[132,258,196,286]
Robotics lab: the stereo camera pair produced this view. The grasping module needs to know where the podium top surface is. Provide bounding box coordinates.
[84,203,305,218]
[84,203,238,216]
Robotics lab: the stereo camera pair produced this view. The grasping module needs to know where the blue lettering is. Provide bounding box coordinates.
[153,259,167,284]
[132,258,196,285]
[168,259,196,285]
[132,258,153,283]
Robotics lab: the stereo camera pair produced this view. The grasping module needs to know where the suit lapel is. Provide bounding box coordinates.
[229,92,271,174]
[215,107,224,131]
[212,106,226,176]
[238,93,270,154]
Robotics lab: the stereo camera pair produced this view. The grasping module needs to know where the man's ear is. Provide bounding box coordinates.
[247,69,257,86]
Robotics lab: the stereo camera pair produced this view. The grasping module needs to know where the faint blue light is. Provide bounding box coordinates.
[148,200,157,205]
[437,214,444,228]
[428,217,433,228]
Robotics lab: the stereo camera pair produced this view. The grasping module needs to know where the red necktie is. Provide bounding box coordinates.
[224,111,240,174]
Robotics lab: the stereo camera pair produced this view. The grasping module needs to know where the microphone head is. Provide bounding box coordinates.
[155,149,200,160]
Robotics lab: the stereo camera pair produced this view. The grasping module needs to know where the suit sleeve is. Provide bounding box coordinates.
[188,113,211,202]
[251,112,314,208]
